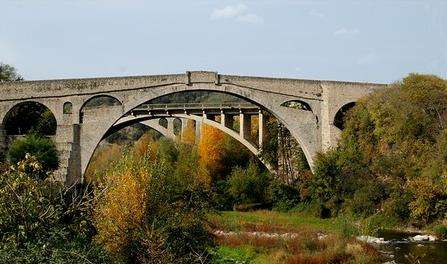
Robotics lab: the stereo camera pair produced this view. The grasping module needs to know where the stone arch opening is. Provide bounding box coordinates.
[79,95,122,123]
[281,100,312,112]
[173,118,182,135]
[159,117,168,128]
[334,102,356,130]
[3,101,57,135]
[63,102,73,114]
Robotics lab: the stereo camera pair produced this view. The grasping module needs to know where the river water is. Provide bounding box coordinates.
[377,230,447,263]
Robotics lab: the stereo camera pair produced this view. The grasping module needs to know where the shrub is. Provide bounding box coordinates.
[0,158,108,263]
[7,134,58,177]
[227,160,271,205]
[347,181,387,217]
[359,213,398,236]
[433,225,447,239]
[309,74,447,224]
[269,181,300,211]
[93,137,214,263]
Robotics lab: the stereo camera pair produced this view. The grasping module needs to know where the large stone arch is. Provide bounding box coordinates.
[2,100,58,136]
[79,86,318,178]
[333,102,357,130]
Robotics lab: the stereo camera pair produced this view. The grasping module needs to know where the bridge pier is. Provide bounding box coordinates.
[195,120,201,141]
[239,112,251,141]
[167,118,174,134]
[53,124,81,185]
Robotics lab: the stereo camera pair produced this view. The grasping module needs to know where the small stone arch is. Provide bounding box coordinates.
[281,100,312,112]
[79,95,122,123]
[63,102,73,114]
[3,101,57,135]
[334,102,356,130]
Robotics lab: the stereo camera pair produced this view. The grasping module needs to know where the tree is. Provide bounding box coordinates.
[0,63,23,82]
[311,74,447,223]
[198,124,225,185]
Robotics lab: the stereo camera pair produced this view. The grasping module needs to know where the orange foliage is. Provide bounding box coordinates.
[84,143,123,183]
[133,132,158,161]
[93,133,159,255]
[198,124,225,185]
[181,119,196,145]
[94,163,150,254]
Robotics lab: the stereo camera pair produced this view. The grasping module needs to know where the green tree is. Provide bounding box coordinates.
[311,74,447,223]
[0,63,23,82]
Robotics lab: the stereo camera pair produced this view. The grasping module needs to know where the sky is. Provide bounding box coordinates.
[1,0,446,83]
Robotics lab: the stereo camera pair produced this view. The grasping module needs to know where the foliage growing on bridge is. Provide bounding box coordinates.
[311,74,447,224]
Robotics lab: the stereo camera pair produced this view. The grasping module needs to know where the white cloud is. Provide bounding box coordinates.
[309,10,325,19]
[211,4,247,19]
[210,4,263,24]
[236,13,263,24]
[333,27,359,36]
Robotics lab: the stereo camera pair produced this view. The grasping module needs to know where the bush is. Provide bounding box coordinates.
[309,74,447,224]
[269,180,301,211]
[7,134,58,177]
[0,158,109,263]
[93,136,214,263]
[227,160,271,205]
[347,181,387,217]
[433,225,447,239]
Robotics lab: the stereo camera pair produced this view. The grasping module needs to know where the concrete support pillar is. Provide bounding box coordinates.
[167,118,174,133]
[258,110,266,148]
[202,110,209,120]
[239,112,251,140]
[195,120,201,142]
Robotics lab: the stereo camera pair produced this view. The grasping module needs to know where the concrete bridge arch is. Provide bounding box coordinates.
[111,112,272,171]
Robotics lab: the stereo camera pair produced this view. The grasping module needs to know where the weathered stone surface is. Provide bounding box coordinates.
[0,71,387,184]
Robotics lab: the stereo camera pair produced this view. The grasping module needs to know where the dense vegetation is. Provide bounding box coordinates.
[311,74,447,227]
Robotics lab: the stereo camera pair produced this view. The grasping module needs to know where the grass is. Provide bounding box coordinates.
[209,210,357,235]
[209,210,382,264]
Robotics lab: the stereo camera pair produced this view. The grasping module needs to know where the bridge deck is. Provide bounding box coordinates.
[130,102,260,116]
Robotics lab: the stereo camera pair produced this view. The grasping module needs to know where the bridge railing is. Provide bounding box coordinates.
[134,102,258,111]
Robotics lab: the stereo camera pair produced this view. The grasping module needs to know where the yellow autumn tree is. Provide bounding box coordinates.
[198,124,225,185]
[94,134,157,257]
[181,119,196,145]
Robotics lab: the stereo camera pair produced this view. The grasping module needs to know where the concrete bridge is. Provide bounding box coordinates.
[0,71,386,184]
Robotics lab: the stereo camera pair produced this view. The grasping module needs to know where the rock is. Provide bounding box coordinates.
[411,234,437,242]
[357,235,389,244]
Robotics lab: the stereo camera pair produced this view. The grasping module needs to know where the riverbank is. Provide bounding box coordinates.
[208,210,447,264]
[208,210,383,263]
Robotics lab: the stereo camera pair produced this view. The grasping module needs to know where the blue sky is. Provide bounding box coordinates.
[1,0,446,83]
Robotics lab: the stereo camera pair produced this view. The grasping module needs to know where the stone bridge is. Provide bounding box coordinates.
[0,71,386,184]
